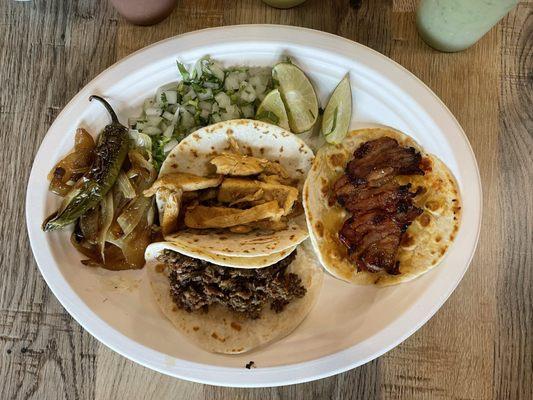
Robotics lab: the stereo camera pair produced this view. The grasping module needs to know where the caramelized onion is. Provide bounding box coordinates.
[48,128,95,196]
[64,138,157,270]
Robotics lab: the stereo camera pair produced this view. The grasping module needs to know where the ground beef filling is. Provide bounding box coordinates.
[157,250,306,320]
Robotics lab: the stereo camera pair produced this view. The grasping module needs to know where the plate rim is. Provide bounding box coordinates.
[25,24,482,387]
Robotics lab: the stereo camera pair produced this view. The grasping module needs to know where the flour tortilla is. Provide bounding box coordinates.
[145,240,323,354]
[158,119,314,258]
[303,128,462,286]
[147,240,297,269]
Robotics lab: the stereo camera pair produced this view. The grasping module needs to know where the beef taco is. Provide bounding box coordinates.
[145,240,323,354]
[303,127,461,286]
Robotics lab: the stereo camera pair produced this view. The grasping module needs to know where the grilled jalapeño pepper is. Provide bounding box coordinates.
[42,96,129,231]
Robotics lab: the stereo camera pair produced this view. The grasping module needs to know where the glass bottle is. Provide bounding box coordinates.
[416,0,518,52]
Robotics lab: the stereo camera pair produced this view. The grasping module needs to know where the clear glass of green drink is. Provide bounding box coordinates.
[416,0,518,52]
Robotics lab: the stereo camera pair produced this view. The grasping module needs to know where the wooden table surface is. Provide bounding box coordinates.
[1,0,531,399]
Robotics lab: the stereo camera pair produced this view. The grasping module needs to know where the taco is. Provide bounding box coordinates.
[303,127,461,286]
[144,119,315,259]
[145,240,323,354]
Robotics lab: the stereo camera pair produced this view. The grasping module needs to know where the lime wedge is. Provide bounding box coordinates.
[322,75,352,144]
[272,62,319,134]
[256,89,290,130]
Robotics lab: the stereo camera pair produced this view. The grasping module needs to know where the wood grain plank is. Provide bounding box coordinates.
[94,346,203,399]
[378,7,504,399]
[0,0,117,399]
[494,3,533,399]
[1,0,532,399]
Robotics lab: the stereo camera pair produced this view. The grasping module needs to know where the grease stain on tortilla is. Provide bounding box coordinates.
[211,332,226,342]
[426,200,442,212]
[320,178,329,197]
[328,153,345,168]
[419,213,431,227]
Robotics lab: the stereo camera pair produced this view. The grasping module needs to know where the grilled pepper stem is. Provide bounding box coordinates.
[42,96,130,231]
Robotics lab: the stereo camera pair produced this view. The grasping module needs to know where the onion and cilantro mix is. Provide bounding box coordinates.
[129,57,273,170]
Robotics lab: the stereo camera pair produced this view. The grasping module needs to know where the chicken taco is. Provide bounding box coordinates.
[143,119,315,261]
[303,127,462,286]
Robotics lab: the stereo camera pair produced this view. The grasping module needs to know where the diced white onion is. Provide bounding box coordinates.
[204,82,220,89]
[163,125,174,138]
[172,107,181,124]
[215,92,231,108]
[180,111,194,129]
[224,72,240,91]
[143,126,162,135]
[199,101,212,112]
[162,111,174,121]
[146,116,162,127]
[164,90,178,104]
[145,107,161,117]
[183,87,197,101]
[241,104,254,118]
[197,88,213,100]
[225,104,239,115]
[239,82,256,103]
[209,63,225,81]
[200,109,210,119]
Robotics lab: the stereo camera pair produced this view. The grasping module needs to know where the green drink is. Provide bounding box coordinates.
[416,0,518,52]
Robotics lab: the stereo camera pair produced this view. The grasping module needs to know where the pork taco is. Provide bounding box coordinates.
[303,127,461,286]
[145,240,323,354]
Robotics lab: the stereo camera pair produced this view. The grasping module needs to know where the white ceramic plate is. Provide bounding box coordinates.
[26,25,481,387]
